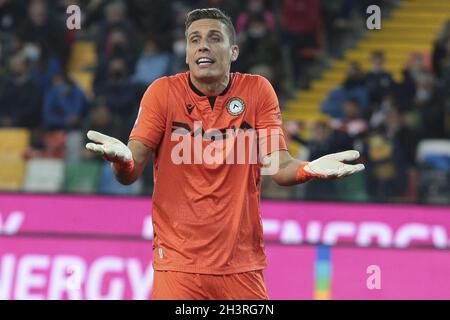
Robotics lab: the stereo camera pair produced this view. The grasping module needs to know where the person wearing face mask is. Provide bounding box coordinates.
[42,72,87,131]
[94,57,142,122]
[0,53,43,128]
[17,0,68,65]
[365,50,395,108]
[233,13,283,94]
[94,1,138,63]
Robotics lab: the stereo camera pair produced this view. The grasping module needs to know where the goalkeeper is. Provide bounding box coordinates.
[86,8,364,300]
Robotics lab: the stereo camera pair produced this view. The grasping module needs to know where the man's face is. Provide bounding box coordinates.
[186,19,239,82]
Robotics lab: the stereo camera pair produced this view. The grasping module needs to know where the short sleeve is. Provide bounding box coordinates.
[255,76,288,158]
[129,78,168,149]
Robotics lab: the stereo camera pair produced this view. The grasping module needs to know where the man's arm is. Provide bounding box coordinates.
[265,150,365,186]
[112,140,152,185]
[85,130,152,185]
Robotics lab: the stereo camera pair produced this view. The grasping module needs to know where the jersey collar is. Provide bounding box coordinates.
[188,73,233,97]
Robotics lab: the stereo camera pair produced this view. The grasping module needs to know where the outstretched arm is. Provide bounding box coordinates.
[85,130,152,185]
[265,150,365,186]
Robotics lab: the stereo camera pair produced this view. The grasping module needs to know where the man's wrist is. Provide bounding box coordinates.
[295,162,326,183]
[295,162,313,183]
[112,159,135,175]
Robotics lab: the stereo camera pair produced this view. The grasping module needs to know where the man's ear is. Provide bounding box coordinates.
[231,45,239,62]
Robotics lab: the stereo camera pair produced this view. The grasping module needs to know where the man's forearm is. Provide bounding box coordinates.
[272,158,306,186]
[112,140,152,185]
[269,150,365,186]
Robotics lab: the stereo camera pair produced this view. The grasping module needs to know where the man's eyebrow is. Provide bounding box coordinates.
[188,31,201,38]
[208,29,223,35]
[188,29,224,37]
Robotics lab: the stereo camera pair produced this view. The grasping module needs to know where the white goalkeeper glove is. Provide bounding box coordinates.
[296,150,365,183]
[85,130,134,172]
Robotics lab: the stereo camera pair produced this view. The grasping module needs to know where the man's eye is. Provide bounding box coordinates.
[191,38,199,43]
[211,37,220,42]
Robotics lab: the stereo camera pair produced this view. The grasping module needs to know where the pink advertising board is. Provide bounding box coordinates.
[0,193,449,299]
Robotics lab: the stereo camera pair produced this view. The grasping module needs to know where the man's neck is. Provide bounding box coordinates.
[190,73,230,96]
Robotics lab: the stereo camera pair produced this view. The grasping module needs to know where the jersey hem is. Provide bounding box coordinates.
[152,263,267,275]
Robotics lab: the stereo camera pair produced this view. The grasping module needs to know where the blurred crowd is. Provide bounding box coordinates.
[0,0,448,202]
[283,25,450,201]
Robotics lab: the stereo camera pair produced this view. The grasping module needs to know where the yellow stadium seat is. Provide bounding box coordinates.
[0,159,26,191]
[283,0,450,122]
[0,128,30,160]
[70,71,94,98]
[68,41,97,72]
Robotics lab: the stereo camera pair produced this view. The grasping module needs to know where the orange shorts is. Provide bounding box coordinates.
[152,270,269,300]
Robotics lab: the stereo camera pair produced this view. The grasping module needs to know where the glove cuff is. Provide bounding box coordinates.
[295,162,313,183]
[295,162,326,183]
[112,159,135,175]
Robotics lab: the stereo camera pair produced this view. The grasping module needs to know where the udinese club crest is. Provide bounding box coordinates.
[226,97,245,116]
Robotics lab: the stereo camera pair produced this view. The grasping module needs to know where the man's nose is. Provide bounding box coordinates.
[198,39,210,52]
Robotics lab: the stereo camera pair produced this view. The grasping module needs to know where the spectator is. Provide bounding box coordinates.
[330,98,369,139]
[364,107,417,199]
[42,72,87,131]
[18,0,68,64]
[0,32,26,68]
[365,50,395,107]
[0,0,24,33]
[321,61,369,119]
[126,0,174,50]
[432,19,450,79]
[94,27,136,89]
[0,53,43,128]
[196,0,242,22]
[234,12,283,91]
[412,73,446,139]
[94,57,141,122]
[235,0,275,36]
[83,0,108,29]
[398,52,430,109]
[95,0,138,61]
[281,0,321,86]
[28,41,63,91]
[132,35,172,87]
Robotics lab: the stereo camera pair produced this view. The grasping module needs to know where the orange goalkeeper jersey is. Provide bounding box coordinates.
[129,71,287,274]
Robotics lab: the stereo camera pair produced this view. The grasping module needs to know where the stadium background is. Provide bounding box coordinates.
[0,0,449,299]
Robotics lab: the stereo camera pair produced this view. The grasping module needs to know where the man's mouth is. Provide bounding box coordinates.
[196,57,215,67]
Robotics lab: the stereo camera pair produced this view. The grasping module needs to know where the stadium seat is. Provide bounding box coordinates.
[416,140,450,204]
[97,162,142,195]
[23,158,65,193]
[65,130,84,161]
[416,139,450,171]
[70,71,94,98]
[0,128,30,160]
[0,159,26,191]
[64,160,102,193]
[68,41,97,72]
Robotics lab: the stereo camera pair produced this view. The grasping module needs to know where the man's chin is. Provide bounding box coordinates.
[192,69,223,83]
